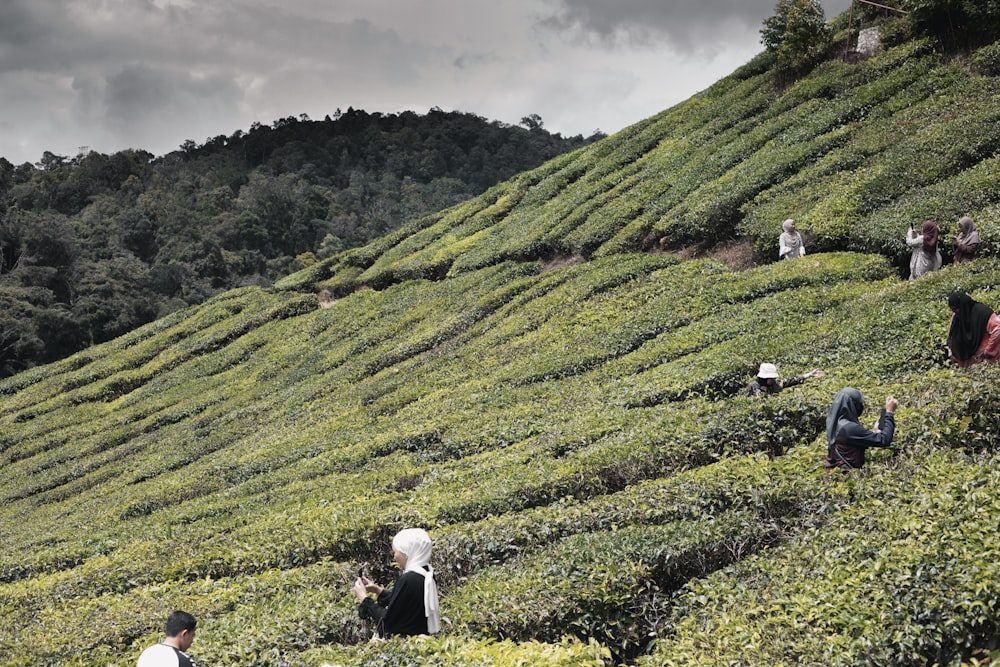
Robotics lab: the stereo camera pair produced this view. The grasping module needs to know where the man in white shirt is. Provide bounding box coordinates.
[136,610,198,667]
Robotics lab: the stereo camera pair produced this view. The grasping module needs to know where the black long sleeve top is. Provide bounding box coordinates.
[358,569,429,638]
[825,412,895,470]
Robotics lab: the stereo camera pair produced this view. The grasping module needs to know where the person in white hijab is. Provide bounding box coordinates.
[779,219,806,259]
[353,528,440,638]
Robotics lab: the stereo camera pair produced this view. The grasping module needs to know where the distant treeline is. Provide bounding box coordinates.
[0,108,603,377]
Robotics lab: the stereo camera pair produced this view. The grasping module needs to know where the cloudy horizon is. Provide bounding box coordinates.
[1,0,853,166]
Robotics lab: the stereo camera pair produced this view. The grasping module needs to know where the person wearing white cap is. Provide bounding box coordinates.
[743,362,823,397]
[353,528,441,638]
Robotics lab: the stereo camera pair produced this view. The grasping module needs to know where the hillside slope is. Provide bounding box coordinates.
[285,34,1000,300]
[4,17,1000,667]
[0,108,594,377]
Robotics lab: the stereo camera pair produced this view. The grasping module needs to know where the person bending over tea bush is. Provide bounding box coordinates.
[136,610,198,667]
[353,528,440,639]
[824,388,898,471]
[947,290,1000,368]
[743,362,823,397]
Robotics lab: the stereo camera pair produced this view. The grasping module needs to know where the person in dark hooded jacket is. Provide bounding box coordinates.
[824,388,898,471]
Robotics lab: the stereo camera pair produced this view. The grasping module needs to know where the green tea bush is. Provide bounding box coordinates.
[641,450,1000,667]
[305,634,610,667]
[1,247,997,666]
[11,25,1000,667]
[447,513,778,663]
[971,41,1000,75]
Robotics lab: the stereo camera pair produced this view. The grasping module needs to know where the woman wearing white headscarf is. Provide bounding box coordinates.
[823,388,898,471]
[778,219,806,259]
[353,528,440,638]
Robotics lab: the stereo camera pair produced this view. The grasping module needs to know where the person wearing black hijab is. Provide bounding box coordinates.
[947,290,1000,367]
[824,387,898,471]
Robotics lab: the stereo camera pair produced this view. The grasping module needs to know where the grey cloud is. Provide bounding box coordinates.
[0,1,82,71]
[192,5,425,70]
[0,0,858,165]
[453,51,501,71]
[539,0,774,49]
[102,64,244,148]
[0,0,91,41]
[104,66,174,125]
[0,1,50,48]
[539,0,854,50]
[70,73,104,121]
[0,0,440,157]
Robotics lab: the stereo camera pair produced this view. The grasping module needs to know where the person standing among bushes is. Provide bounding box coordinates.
[746,362,824,459]
[906,220,942,279]
[743,362,823,397]
[952,216,980,263]
[778,219,806,259]
[353,527,440,639]
[136,610,198,667]
[824,388,898,471]
[946,290,1000,367]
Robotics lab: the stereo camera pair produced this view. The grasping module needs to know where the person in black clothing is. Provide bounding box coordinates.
[353,528,440,638]
[824,387,898,471]
[947,290,1000,367]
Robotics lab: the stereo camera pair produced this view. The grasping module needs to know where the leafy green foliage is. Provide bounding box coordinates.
[291,36,1000,297]
[3,250,1000,666]
[6,13,1000,667]
[0,110,595,377]
[899,0,1000,48]
[761,0,834,72]
[971,40,1000,75]
[643,450,1000,667]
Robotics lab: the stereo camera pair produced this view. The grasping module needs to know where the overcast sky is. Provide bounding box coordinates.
[0,0,853,166]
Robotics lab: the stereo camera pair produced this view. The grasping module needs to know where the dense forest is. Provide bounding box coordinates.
[0,108,601,377]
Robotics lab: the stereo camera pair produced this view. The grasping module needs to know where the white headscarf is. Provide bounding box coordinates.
[392,528,440,633]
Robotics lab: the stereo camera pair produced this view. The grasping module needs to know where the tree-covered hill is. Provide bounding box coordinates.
[5,4,1000,667]
[0,108,599,377]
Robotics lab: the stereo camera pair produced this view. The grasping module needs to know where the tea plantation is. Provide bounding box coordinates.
[4,13,1000,667]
